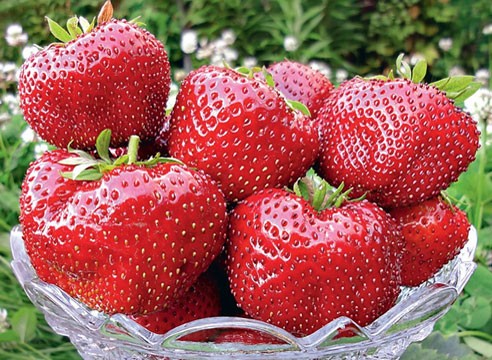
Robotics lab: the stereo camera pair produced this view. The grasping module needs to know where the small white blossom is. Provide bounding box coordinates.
[21,127,36,143]
[483,24,492,35]
[210,53,225,66]
[309,61,332,79]
[34,143,49,159]
[22,44,39,60]
[5,24,28,46]
[221,29,236,46]
[464,88,492,124]
[180,30,198,54]
[0,62,18,83]
[2,93,21,115]
[223,48,238,63]
[408,53,425,66]
[475,69,490,86]
[449,65,465,77]
[243,57,257,68]
[283,36,299,52]
[335,69,349,83]
[438,37,453,52]
[0,309,8,333]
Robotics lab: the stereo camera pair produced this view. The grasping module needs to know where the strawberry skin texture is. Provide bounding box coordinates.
[318,78,480,208]
[19,150,228,315]
[131,274,221,339]
[389,197,471,286]
[18,19,171,150]
[266,60,334,117]
[167,65,320,202]
[226,189,402,336]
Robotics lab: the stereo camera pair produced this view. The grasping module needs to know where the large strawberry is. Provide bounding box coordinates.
[19,130,228,315]
[317,56,480,208]
[264,60,334,118]
[18,1,171,150]
[167,65,320,202]
[226,170,403,336]
[389,196,471,286]
[131,274,221,340]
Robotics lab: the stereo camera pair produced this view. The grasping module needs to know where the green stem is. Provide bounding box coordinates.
[488,38,492,89]
[127,135,140,165]
[473,120,488,231]
[457,330,492,342]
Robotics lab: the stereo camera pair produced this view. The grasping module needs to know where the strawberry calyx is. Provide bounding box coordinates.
[233,64,311,117]
[292,168,353,211]
[59,129,182,181]
[367,53,481,104]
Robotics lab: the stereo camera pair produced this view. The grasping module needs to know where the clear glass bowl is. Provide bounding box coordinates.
[10,225,477,360]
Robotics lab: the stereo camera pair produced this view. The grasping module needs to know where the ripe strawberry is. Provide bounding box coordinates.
[131,274,221,340]
[264,60,334,117]
[19,130,228,315]
[317,57,480,208]
[167,65,320,202]
[18,1,171,150]
[389,196,471,286]
[226,170,403,336]
[214,328,284,345]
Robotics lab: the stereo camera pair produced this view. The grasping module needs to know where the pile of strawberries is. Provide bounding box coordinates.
[17,1,479,341]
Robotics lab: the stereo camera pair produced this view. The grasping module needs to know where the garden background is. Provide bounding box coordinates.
[0,0,491,358]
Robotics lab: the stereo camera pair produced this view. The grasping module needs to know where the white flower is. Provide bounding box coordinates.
[1,62,18,83]
[221,29,236,46]
[0,309,8,333]
[408,53,425,66]
[21,127,36,143]
[243,57,257,68]
[180,30,198,54]
[309,61,332,79]
[449,65,465,77]
[34,143,49,159]
[483,24,492,35]
[210,53,225,66]
[223,47,238,63]
[464,88,492,124]
[2,93,20,115]
[475,69,490,86]
[22,44,39,60]
[5,23,28,46]
[438,37,453,52]
[283,35,299,52]
[335,69,349,83]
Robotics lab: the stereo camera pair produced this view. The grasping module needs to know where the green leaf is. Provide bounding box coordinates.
[452,82,482,104]
[293,180,310,201]
[286,99,311,117]
[58,157,93,166]
[411,59,427,83]
[402,332,477,360]
[79,16,95,33]
[463,337,492,358]
[464,263,492,299]
[10,307,37,343]
[0,330,20,342]
[458,296,492,329]
[45,16,72,43]
[66,16,82,39]
[262,68,275,88]
[396,53,411,79]
[96,129,112,163]
[61,168,103,181]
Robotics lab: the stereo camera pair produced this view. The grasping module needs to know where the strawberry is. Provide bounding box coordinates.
[130,274,221,339]
[317,56,480,208]
[264,60,334,117]
[19,130,228,315]
[18,1,171,150]
[167,65,320,202]
[214,328,284,345]
[389,196,471,286]
[226,170,403,336]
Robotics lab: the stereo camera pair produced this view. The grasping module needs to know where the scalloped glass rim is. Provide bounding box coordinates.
[10,225,477,360]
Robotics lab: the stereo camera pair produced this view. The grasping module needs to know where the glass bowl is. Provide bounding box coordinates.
[10,225,477,360]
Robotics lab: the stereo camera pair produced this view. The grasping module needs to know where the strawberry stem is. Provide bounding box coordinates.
[127,135,140,165]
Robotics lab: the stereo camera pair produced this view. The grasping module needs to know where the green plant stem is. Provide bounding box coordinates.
[127,135,139,165]
[473,120,488,231]
[458,330,492,342]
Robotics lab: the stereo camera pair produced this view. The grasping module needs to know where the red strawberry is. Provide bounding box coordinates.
[167,65,320,202]
[18,1,171,150]
[317,58,480,208]
[19,130,228,315]
[214,328,284,345]
[131,274,221,340]
[389,196,471,286]
[264,60,334,117]
[226,170,403,336]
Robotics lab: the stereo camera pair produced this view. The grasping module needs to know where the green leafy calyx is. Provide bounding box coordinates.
[293,169,353,211]
[59,129,182,181]
[367,53,481,103]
